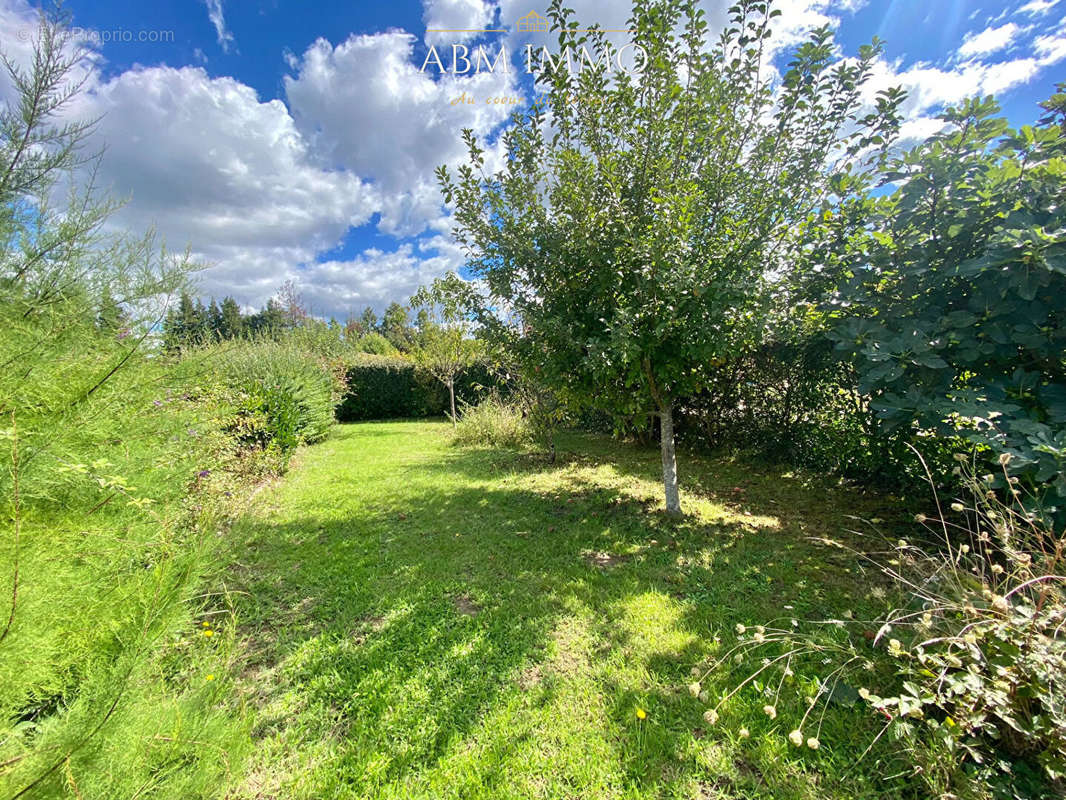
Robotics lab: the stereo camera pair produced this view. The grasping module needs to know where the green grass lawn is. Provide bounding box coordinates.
[224,421,913,799]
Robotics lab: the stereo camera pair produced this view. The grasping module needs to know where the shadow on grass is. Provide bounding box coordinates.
[226,425,912,799]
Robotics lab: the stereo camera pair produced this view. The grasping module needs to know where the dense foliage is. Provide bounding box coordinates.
[337,355,495,422]
[804,94,1066,519]
[441,0,902,513]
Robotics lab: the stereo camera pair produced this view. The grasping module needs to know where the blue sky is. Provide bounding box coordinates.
[1,0,1064,318]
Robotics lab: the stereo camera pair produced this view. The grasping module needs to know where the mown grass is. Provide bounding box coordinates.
[226,420,916,799]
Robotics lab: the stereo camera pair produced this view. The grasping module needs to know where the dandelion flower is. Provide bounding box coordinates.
[789,729,804,746]
[703,709,718,725]
[202,621,210,627]
[806,737,820,750]
[763,705,777,719]
[636,707,646,720]
[738,727,750,739]
[204,629,214,637]
[205,674,215,681]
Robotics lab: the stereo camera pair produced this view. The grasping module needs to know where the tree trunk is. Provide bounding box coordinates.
[448,378,457,427]
[659,403,681,516]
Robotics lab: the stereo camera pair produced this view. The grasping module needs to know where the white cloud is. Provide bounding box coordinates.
[283,30,519,237]
[1016,0,1061,16]
[1034,29,1066,64]
[299,239,462,317]
[424,0,495,45]
[204,0,234,52]
[67,66,380,311]
[958,22,1021,58]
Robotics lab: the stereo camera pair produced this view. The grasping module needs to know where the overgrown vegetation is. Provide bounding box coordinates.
[4,1,1064,798]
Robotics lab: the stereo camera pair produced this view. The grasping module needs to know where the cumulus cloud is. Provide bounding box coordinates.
[958,23,1021,58]
[299,238,463,317]
[67,66,379,310]
[423,0,496,45]
[283,30,519,237]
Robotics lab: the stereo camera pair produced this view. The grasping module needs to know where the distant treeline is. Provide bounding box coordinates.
[162,280,430,354]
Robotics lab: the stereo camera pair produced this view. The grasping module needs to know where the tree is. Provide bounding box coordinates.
[410,273,482,426]
[278,279,309,327]
[807,94,1066,515]
[440,0,901,514]
[381,301,414,351]
[219,296,244,339]
[358,306,378,335]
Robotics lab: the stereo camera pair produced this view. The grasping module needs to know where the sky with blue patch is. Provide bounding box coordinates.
[1,0,1063,318]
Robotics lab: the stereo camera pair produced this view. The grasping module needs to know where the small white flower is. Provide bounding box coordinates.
[699,690,709,703]
[950,502,965,512]
[690,666,700,676]
[789,729,804,746]
[753,632,765,643]
[688,682,701,697]
[703,709,718,725]
[738,727,750,739]
[735,623,746,635]
[763,705,777,719]
[914,513,927,523]
[953,453,968,463]
[998,452,1011,466]
[858,687,870,700]
[806,737,820,750]
[990,563,1004,574]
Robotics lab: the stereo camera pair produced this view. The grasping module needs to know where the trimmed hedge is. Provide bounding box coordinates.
[336,355,496,422]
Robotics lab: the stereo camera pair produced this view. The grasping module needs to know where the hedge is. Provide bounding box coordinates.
[336,355,497,422]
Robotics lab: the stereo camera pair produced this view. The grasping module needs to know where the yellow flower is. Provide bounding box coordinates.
[206,674,215,681]
[202,621,211,627]
[204,629,214,637]
[636,707,646,720]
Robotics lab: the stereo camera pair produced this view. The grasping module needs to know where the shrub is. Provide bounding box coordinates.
[337,355,496,422]
[702,452,1066,797]
[210,340,339,459]
[453,393,532,449]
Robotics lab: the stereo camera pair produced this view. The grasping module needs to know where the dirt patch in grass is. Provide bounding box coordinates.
[452,594,481,617]
[517,663,542,691]
[583,550,632,569]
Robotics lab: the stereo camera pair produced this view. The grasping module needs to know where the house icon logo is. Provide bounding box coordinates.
[516,10,549,33]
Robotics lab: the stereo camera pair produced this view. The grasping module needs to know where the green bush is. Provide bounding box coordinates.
[453,393,532,448]
[211,340,339,459]
[337,355,496,421]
